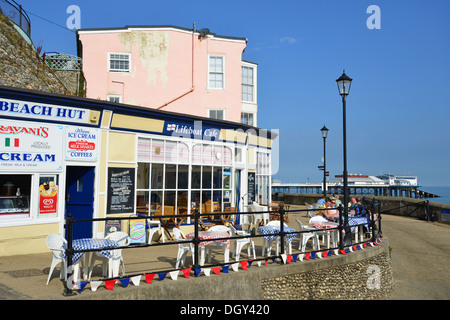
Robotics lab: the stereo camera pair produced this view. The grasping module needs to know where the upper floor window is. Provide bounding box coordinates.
[242,66,254,102]
[208,55,224,89]
[107,95,122,103]
[108,53,130,72]
[209,109,224,120]
[241,112,254,126]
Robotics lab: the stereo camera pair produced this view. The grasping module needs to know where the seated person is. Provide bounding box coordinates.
[319,197,339,221]
[317,196,325,206]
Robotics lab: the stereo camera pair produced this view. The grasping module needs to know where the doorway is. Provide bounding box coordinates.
[65,166,95,239]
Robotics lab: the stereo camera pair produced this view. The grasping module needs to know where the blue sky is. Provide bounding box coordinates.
[15,0,450,186]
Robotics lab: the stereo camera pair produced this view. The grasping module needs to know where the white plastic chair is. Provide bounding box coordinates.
[296,219,320,252]
[205,225,230,264]
[172,228,193,269]
[147,219,165,243]
[251,202,270,226]
[46,234,68,285]
[230,225,256,261]
[306,203,315,218]
[88,232,130,279]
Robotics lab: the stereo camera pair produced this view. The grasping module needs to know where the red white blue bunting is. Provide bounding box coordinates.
[74,238,382,293]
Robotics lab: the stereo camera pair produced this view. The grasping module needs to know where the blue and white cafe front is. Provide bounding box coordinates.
[0,85,276,256]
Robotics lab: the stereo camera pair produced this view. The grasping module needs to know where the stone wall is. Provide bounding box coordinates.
[0,13,70,95]
[262,250,393,300]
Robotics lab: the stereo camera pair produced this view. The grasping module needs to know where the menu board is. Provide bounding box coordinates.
[248,172,256,205]
[107,167,135,214]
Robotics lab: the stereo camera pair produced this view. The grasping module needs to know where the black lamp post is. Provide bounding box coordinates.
[336,70,352,246]
[320,125,329,198]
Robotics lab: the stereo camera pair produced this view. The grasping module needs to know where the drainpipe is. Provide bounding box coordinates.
[157,22,196,110]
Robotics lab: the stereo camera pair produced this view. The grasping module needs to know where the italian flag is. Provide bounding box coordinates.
[4,137,19,147]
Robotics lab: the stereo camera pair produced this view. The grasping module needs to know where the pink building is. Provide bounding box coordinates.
[77,25,258,126]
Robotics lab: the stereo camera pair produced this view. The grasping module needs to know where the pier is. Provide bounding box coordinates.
[271,182,440,199]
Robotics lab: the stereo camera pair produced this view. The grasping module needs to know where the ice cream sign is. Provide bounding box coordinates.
[0,119,63,171]
[65,126,98,161]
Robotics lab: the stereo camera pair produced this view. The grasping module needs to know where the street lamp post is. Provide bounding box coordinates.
[320,125,329,198]
[336,70,353,247]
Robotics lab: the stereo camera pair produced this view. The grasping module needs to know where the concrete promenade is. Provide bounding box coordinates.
[0,206,449,300]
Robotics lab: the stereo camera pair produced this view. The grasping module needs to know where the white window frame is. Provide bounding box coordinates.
[241,112,254,126]
[241,65,255,103]
[107,95,122,103]
[108,53,131,73]
[208,109,225,120]
[208,55,225,90]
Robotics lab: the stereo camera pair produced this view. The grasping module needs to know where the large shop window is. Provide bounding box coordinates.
[136,138,233,222]
[1,174,59,222]
[256,151,270,205]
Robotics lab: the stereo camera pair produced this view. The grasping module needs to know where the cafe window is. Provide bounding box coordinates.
[0,173,60,223]
[256,151,270,205]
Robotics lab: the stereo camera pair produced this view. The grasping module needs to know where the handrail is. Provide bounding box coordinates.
[0,0,31,37]
[63,199,382,296]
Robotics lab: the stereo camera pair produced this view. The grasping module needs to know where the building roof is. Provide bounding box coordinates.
[76,25,248,43]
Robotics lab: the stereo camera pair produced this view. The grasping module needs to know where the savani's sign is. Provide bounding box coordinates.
[0,119,63,171]
[65,126,98,161]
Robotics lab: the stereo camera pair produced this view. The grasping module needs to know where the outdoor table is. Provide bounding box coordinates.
[309,221,339,248]
[185,231,230,266]
[257,225,296,255]
[70,238,119,283]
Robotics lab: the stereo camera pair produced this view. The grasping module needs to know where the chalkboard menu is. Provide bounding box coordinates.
[107,167,135,214]
[248,172,256,205]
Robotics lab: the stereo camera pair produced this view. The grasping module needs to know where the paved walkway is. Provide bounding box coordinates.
[381,214,450,299]
[0,208,449,300]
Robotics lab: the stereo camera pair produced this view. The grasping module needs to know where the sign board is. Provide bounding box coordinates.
[129,218,146,244]
[248,172,256,205]
[0,119,63,171]
[65,126,98,161]
[163,120,220,141]
[105,219,121,237]
[106,167,135,214]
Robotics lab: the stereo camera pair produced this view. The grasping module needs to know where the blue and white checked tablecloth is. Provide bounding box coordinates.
[257,226,297,243]
[346,216,369,232]
[71,238,119,264]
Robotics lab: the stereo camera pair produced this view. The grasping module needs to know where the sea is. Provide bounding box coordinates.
[420,186,450,205]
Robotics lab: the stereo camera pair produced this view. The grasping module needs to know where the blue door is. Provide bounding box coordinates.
[65,166,95,240]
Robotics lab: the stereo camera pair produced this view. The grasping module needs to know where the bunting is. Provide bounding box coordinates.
[72,235,382,294]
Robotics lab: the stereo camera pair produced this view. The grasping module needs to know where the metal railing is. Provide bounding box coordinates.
[0,0,31,37]
[45,52,82,71]
[62,199,382,295]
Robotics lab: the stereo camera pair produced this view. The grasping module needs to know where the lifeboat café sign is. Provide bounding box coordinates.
[164,120,220,141]
[65,126,98,161]
[0,119,63,171]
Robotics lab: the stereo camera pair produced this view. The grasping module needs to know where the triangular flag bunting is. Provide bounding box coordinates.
[240,261,248,270]
[317,252,322,259]
[104,280,116,290]
[222,265,229,273]
[340,249,347,255]
[311,252,316,260]
[305,252,310,260]
[158,272,167,280]
[345,248,350,254]
[231,263,239,272]
[194,268,202,277]
[287,255,292,264]
[323,251,328,258]
[292,254,298,263]
[264,259,268,266]
[257,261,262,267]
[145,273,155,284]
[90,280,102,292]
[182,268,191,278]
[169,270,179,280]
[212,267,221,275]
[119,278,130,287]
[131,275,141,286]
[247,260,253,268]
[298,253,304,261]
[281,254,287,264]
[203,268,211,277]
[77,281,88,293]
[334,249,340,255]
